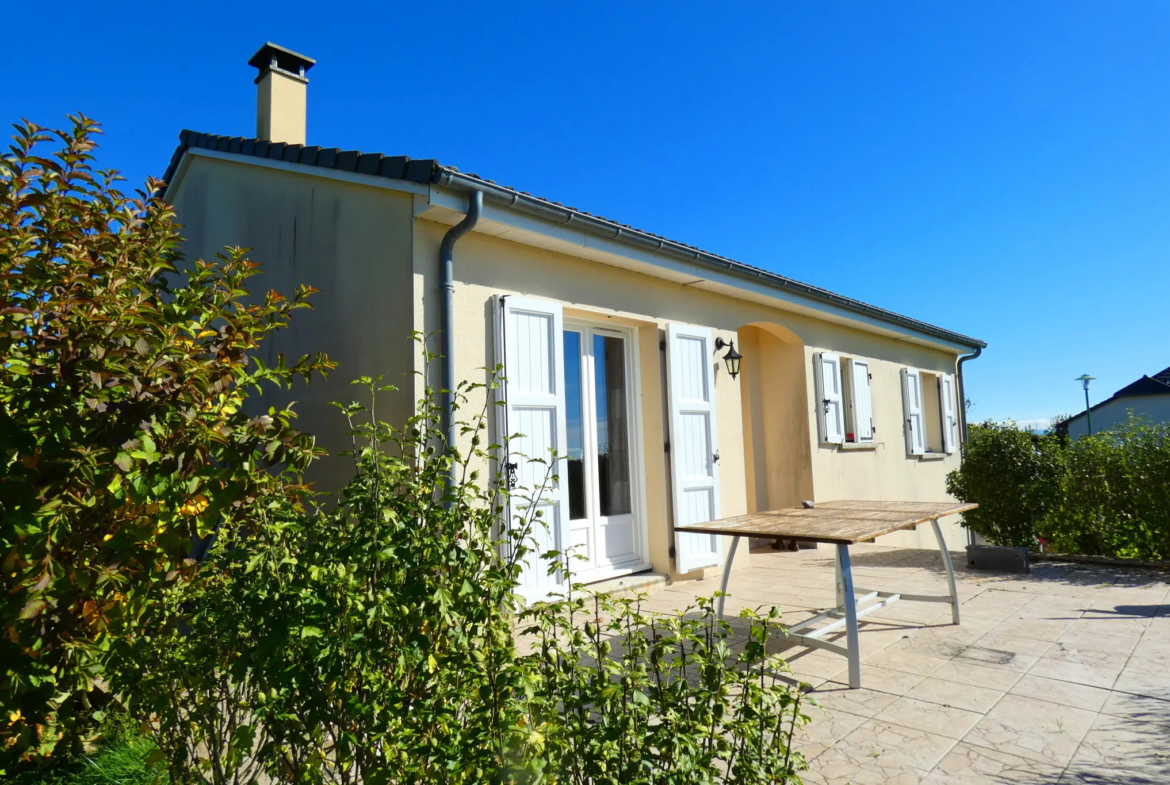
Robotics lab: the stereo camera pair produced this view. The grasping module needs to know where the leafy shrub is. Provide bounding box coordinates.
[524,591,809,783]
[114,370,808,783]
[945,421,1065,547]
[1048,418,1170,560]
[948,416,1170,560]
[0,117,332,770]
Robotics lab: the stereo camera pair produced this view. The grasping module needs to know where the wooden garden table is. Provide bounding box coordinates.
[675,500,977,688]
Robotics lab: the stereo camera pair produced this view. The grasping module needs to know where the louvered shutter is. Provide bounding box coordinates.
[940,373,958,454]
[495,296,571,601]
[666,323,723,574]
[849,358,874,442]
[901,367,926,455]
[814,352,845,445]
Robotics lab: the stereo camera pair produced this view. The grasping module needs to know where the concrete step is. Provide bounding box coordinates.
[574,571,668,601]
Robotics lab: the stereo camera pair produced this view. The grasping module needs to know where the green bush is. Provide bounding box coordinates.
[113,371,808,784]
[948,416,1170,560]
[0,117,332,769]
[945,421,1065,547]
[1048,418,1170,560]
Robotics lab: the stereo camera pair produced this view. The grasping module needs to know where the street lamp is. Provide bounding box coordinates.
[1075,374,1095,435]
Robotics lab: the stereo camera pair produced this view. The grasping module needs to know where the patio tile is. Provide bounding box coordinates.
[806,750,929,784]
[989,617,1075,642]
[1046,640,1130,668]
[785,649,856,680]
[1028,655,1122,691]
[963,694,1096,767]
[825,663,929,695]
[863,640,950,677]
[931,659,1025,692]
[818,718,957,776]
[924,742,1066,784]
[1112,656,1170,700]
[972,632,1054,657]
[950,642,1041,674]
[904,677,1006,714]
[1008,674,1111,713]
[796,704,868,760]
[810,683,900,718]
[1099,688,1170,721]
[1060,711,1170,784]
[874,696,984,739]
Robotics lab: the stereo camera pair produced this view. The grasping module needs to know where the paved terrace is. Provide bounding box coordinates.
[636,544,1170,784]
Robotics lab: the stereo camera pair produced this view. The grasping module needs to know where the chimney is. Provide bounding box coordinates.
[248,42,316,145]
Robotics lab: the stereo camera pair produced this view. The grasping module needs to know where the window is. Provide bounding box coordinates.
[816,352,875,446]
[902,368,958,456]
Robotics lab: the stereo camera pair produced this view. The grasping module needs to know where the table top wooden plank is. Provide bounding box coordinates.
[674,500,978,544]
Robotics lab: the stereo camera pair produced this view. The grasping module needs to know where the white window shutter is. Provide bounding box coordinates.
[814,352,845,445]
[494,295,571,601]
[849,358,874,442]
[901,367,926,455]
[665,323,723,574]
[940,373,958,454]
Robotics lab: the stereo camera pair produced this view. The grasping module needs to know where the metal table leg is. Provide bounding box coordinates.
[716,535,740,621]
[931,519,961,625]
[834,547,845,608]
[836,543,861,689]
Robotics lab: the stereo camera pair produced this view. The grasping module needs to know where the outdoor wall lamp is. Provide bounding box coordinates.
[714,337,742,380]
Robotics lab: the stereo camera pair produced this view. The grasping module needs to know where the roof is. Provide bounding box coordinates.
[162,130,986,351]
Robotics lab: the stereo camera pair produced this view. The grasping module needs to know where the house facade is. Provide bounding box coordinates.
[162,44,985,597]
[1062,366,1170,439]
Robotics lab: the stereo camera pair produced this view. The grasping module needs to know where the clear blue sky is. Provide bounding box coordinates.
[9,1,1169,426]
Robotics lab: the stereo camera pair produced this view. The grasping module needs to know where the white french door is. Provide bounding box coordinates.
[562,322,649,583]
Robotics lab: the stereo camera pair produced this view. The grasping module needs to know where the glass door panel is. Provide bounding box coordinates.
[594,334,631,517]
[563,329,587,521]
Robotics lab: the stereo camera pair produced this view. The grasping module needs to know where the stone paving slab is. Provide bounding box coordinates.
[657,543,1170,784]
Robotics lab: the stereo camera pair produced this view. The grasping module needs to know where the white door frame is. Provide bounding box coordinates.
[562,318,650,583]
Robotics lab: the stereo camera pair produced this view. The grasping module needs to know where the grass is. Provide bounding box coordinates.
[11,714,167,785]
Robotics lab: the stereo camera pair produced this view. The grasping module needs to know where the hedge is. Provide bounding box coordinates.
[947,416,1170,561]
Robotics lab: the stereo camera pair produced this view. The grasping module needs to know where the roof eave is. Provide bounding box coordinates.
[433,167,986,351]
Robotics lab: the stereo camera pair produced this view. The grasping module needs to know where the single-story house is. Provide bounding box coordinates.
[161,43,986,600]
[1059,366,1170,439]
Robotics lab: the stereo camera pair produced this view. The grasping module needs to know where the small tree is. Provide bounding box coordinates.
[0,116,332,770]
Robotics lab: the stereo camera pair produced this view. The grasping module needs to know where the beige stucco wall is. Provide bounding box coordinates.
[413,217,969,580]
[168,156,416,492]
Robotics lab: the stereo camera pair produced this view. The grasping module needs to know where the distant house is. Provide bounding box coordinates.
[160,43,986,600]
[1060,366,1170,439]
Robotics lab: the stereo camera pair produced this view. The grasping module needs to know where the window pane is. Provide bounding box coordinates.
[563,331,586,520]
[594,334,632,516]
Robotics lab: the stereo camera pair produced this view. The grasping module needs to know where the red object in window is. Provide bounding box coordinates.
[846,432,855,441]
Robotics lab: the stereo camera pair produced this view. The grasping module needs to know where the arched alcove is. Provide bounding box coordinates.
[737,322,815,514]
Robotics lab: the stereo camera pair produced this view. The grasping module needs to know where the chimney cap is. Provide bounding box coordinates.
[248,42,316,78]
